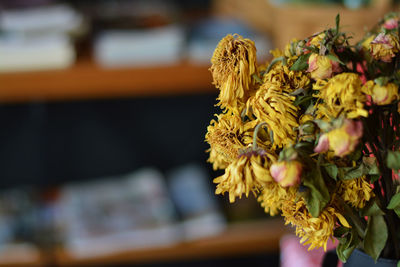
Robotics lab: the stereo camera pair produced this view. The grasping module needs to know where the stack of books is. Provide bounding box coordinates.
[91,0,185,68]
[0,4,83,72]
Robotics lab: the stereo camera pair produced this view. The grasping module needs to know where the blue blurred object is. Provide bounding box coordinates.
[167,163,226,240]
[343,0,370,9]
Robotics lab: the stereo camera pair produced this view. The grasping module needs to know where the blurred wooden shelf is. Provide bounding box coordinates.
[0,58,215,103]
[54,218,288,267]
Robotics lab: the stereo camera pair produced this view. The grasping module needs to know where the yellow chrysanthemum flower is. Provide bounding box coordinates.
[313,73,368,119]
[210,34,258,113]
[207,148,230,171]
[281,198,350,251]
[258,183,297,216]
[263,63,310,93]
[214,149,277,203]
[338,176,374,209]
[249,84,299,148]
[205,113,245,170]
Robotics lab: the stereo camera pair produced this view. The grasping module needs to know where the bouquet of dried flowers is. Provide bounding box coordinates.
[205,14,400,262]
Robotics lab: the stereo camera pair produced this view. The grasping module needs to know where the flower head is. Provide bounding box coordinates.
[281,198,350,251]
[363,81,399,105]
[370,33,400,62]
[249,84,298,148]
[314,119,363,157]
[214,148,277,203]
[313,73,368,119]
[205,113,245,170]
[264,63,310,93]
[258,183,297,216]
[210,34,258,113]
[383,18,398,30]
[328,119,363,157]
[338,176,374,209]
[307,54,341,80]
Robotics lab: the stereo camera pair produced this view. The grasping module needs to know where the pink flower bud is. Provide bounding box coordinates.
[307,54,340,80]
[371,83,399,105]
[384,18,398,30]
[270,161,302,187]
[314,134,329,153]
[370,33,400,63]
[327,119,363,157]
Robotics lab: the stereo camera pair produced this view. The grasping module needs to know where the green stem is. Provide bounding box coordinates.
[253,122,268,149]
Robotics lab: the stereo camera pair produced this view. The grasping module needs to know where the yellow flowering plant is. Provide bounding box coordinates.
[206,14,400,263]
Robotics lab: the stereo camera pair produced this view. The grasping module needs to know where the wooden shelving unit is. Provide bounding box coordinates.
[54,219,287,267]
[0,58,215,103]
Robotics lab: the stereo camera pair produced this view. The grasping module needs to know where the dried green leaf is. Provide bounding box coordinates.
[338,165,364,180]
[303,168,330,217]
[323,164,338,180]
[338,157,380,181]
[387,151,400,170]
[290,53,311,71]
[363,215,388,262]
[326,54,344,65]
[336,228,358,263]
[387,192,400,210]
[335,14,340,34]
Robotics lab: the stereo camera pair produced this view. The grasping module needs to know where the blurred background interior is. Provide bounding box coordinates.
[0,0,397,266]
